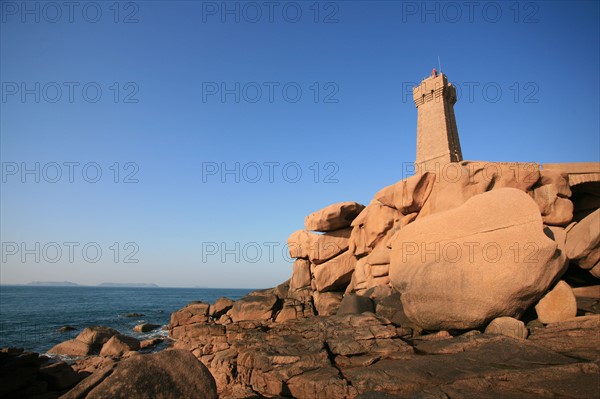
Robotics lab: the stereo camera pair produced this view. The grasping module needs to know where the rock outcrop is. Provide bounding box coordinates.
[133,323,160,333]
[313,251,357,292]
[416,161,541,218]
[99,334,141,358]
[312,291,342,316]
[308,227,352,265]
[159,159,598,397]
[348,200,402,258]
[279,161,596,332]
[49,326,120,357]
[229,290,281,322]
[210,297,234,319]
[374,171,436,214]
[0,348,83,398]
[170,302,210,329]
[531,169,573,226]
[304,202,365,232]
[566,209,600,276]
[171,313,412,397]
[167,308,600,399]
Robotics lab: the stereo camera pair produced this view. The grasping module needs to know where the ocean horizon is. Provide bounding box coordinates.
[0,285,254,354]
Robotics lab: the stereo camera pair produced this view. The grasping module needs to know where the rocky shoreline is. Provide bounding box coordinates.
[2,290,599,398]
[168,284,600,398]
[2,159,600,398]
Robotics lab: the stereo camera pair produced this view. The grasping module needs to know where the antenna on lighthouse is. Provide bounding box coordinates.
[438,56,442,73]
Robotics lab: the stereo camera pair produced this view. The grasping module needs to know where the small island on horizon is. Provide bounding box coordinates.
[22,281,161,288]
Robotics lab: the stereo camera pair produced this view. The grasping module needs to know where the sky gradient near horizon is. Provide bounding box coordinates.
[1,1,599,288]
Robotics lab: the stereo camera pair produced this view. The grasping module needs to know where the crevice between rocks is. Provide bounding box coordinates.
[322,340,354,389]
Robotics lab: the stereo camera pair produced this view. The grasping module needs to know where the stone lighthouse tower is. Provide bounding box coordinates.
[413,70,463,172]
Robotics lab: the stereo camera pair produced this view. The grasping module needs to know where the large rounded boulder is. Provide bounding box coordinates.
[389,188,567,330]
[62,349,217,399]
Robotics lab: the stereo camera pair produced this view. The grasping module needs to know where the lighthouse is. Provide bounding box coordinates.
[413,70,463,173]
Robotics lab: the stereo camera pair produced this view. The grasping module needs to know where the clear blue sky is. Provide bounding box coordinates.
[1,1,599,288]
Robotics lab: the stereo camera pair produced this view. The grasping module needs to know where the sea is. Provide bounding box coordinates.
[0,285,253,355]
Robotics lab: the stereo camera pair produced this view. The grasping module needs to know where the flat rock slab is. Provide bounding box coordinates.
[344,336,590,397]
[436,363,599,399]
[528,315,600,362]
